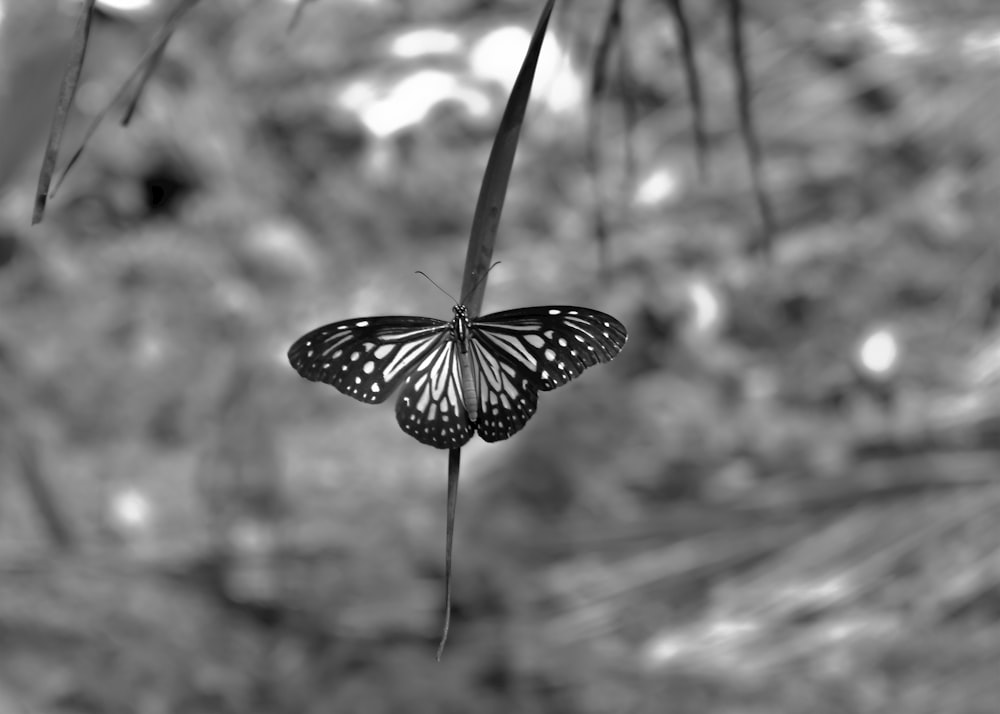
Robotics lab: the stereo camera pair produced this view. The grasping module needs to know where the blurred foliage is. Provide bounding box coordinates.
[3,0,1000,712]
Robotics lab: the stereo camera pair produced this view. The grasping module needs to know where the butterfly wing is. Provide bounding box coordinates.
[467,338,539,443]
[288,316,449,404]
[472,306,627,389]
[395,338,475,449]
[469,306,627,442]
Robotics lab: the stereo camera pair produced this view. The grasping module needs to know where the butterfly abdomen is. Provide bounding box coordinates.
[458,349,478,422]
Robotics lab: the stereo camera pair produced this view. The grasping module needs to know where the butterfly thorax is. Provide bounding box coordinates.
[451,304,471,354]
[451,304,479,422]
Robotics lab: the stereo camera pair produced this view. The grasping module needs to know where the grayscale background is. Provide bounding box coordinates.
[2,0,1000,712]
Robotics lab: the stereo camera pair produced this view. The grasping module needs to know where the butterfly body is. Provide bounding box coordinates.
[288,304,627,449]
[450,309,481,422]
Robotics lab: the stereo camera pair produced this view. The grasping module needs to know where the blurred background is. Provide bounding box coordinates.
[3,0,1000,711]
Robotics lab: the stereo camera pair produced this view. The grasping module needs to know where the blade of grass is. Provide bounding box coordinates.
[726,0,775,257]
[32,0,97,225]
[587,0,625,275]
[440,0,556,659]
[51,0,202,198]
[589,0,622,118]
[121,34,170,126]
[663,0,709,181]
[12,428,76,551]
[436,448,461,660]
[459,0,555,318]
[287,0,317,32]
[615,0,638,194]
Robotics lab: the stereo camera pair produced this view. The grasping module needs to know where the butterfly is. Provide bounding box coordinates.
[288,304,628,449]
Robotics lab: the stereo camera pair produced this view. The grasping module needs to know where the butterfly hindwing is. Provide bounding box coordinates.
[470,306,628,391]
[468,338,539,442]
[395,339,475,448]
[287,316,449,404]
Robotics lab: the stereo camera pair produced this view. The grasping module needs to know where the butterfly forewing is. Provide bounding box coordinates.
[395,338,475,448]
[471,306,628,391]
[287,316,449,404]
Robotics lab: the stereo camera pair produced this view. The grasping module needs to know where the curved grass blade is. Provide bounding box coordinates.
[615,2,638,192]
[32,0,97,225]
[436,447,461,660]
[587,0,626,275]
[663,0,709,181]
[287,0,317,32]
[440,0,556,659]
[124,0,203,125]
[50,0,202,200]
[121,38,170,126]
[726,0,776,257]
[459,0,555,319]
[10,427,77,550]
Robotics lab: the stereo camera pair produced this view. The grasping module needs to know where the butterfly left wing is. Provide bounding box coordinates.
[395,338,475,449]
[288,316,449,404]
[468,306,627,442]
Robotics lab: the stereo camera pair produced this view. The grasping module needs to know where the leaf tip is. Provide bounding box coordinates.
[31,194,48,226]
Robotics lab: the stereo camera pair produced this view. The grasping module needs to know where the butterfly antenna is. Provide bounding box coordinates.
[459,261,502,305]
[415,271,459,304]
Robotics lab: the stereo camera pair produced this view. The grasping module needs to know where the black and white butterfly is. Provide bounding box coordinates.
[288,304,627,449]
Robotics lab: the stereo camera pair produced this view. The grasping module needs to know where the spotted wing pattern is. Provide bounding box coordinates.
[288,305,628,449]
[395,339,475,449]
[468,306,628,442]
[287,316,449,404]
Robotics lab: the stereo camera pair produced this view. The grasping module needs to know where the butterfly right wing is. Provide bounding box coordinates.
[287,316,450,404]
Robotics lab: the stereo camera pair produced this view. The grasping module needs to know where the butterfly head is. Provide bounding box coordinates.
[452,304,470,322]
